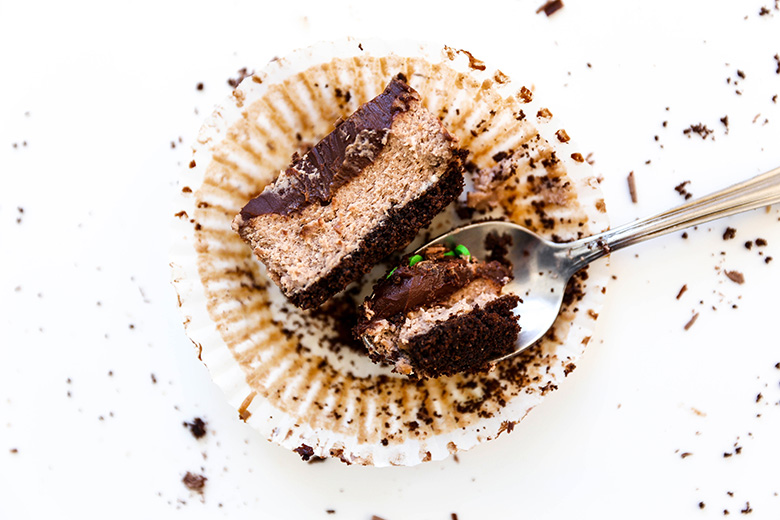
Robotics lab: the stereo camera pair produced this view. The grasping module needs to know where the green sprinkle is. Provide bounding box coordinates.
[408,254,423,267]
[386,267,398,279]
[443,251,455,257]
[455,244,471,257]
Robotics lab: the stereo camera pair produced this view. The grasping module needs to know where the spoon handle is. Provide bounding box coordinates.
[562,165,780,272]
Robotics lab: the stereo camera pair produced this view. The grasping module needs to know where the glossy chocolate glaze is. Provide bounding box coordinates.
[240,75,417,218]
[359,257,512,329]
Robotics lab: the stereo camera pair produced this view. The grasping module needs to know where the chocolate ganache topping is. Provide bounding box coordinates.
[359,257,512,329]
[240,74,418,219]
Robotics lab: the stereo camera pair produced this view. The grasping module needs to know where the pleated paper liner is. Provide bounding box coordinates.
[170,39,610,467]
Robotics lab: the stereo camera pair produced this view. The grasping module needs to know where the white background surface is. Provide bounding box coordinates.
[1,0,780,518]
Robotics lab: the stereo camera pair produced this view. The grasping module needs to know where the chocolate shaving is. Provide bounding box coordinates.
[627,171,638,203]
[684,313,699,330]
[724,270,745,284]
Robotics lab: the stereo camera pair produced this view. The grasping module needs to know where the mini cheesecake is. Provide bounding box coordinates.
[232,75,465,309]
[356,244,520,378]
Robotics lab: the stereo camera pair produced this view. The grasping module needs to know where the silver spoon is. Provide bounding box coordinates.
[363,166,780,367]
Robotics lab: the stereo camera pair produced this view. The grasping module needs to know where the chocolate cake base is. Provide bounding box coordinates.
[385,295,521,378]
[289,155,465,309]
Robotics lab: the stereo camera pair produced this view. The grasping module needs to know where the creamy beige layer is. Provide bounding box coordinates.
[234,99,457,295]
[365,278,504,358]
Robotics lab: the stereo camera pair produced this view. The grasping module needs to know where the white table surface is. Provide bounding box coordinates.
[2,1,779,518]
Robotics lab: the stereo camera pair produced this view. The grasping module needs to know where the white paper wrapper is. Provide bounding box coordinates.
[170,38,611,467]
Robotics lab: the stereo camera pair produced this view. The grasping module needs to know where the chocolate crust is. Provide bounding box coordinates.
[288,152,466,309]
[398,294,521,378]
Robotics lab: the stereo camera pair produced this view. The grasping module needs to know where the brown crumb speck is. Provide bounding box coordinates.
[627,171,638,203]
[675,181,693,200]
[227,67,254,88]
[724,270,745,284]
[571,152,584,162]
[723,227,737,240]
[518,86,533,103]
[196,82,204,91]
[293,444,315,461]
[183,417,207,439]
[676,284,688,300]
[683,123,714,140]
[555,129,570,143]
[684,313,699,330]
[182,472,207,493]
[536,0,564,16]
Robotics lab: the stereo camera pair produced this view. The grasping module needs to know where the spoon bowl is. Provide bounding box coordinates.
[420,221,575,362]
[362,165,780,369]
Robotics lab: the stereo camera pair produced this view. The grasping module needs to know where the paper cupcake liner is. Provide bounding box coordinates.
[170,38,611,467]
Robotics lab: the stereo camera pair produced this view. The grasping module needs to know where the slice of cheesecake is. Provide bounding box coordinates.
[232,74,465,309]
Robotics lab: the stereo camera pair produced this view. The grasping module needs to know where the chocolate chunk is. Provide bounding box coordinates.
[182,472,207,492]
[723,227,737,240]
[183,417,207,439]
[240,76,418,218]
[293,444,315,461]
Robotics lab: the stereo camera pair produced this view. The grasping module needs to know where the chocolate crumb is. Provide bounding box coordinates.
[700,502,706,509]
[684,313,699,330]
[182,472,207,493]
[150,373,157,384]
[451,514,459,520]
[196,82,204,91]
[766,256,773,263]
[189,160,196,169]
[760,6,771,15]
[570,152,585,162]
[555,129,570,143]
[680,452,693,459]
[724,270,745,284]
[627,171,638,203]
[745,240,753,250]
[518,86,533,103]
[721,115,729,132]
[741,502,752,514]
[9,448,18,454]
[683,123,713,140]
[774,54,780,74]
[227,67,254,88]
[737,70,746,79]
[183,417,207,439]
[755,238,767,246]
[676,284,688,300]
[536,0,564,16]
[675,181,693,200]
[326,510,335,515]
[293,444,315,461]
[723,227,737,240]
